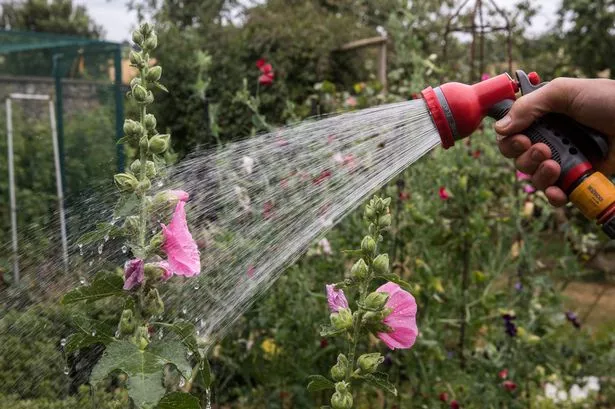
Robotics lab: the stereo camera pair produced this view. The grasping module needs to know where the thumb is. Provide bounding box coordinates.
[494,78,579,136]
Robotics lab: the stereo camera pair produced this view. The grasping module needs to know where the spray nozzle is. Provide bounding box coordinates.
[421,72,520,148]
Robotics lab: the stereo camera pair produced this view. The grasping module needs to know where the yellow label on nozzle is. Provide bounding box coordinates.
[569,172,615,219]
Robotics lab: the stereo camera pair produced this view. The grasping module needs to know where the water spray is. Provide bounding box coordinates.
[422,70,615,239]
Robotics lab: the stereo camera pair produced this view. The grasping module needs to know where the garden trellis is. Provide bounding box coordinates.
[0,30,126,281]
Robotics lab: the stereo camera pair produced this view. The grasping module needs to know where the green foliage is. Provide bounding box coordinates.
[61,271,126,304]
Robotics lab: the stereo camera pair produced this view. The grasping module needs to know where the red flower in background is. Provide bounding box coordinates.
[313,170,332,185]
[439,186,450,200]
[498,368,509,379]
[257,58,275,86]
[472,150,481,158]
[502,380,517,392]
[450,400,460,409]
[439,392,449,402]
[399,191,410,201]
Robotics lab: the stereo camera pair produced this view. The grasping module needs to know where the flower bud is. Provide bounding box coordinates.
[130,159,141,174]
[145,161,157,178]
[144,262,164,281]
[140,136,149,151]
[119,309,136,335]
[364,204,374,219]
[123,216,140,234]
[143,33,158,50]
[330,354,349,381]
[357,353,384,374]
[361,236,376,256]
[149,134,170,154]
[372,254,389,275]
[331,382,353,409]
[139,22,154,37]
[133,84,148,102]
[146,66,162,82]
[130,77,142,89]
[330,308,353,330]
[132,30,144,46]
[134,326,150,350]
[144,91,154,104]
[114,173,139,192]
[350,258,368,280]
[382,197,391,208]
[136,177,151,194]
[364,291,389,310]
[143,288,164,317]
[378,213,391,227]
[123,119,144,137]
[129,51,145,68]
[148,232,164,251]
[144,114,157,130]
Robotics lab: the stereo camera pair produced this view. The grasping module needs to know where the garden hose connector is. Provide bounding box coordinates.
[421,70,615,239]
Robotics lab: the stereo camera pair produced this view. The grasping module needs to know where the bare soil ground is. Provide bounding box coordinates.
[563,281,615,328]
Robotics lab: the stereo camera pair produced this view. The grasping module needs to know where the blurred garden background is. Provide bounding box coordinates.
[1,0,615,408]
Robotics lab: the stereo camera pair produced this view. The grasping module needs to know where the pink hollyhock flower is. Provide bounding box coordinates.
[256,58,266,69]
[481,73,490,81]
[156,260,173,281]
[376,282,418,350]
[523,184,536,194]
[318,238,332,255]
[263,201,274,219]
[450,400,460,409]
[160,201,201,277]
[326,284,348,312]
[247,264,255,279]
[257,60,275,86]
[259,73,274,86]
[168,190,189,202]
[439,186,450,200]
[346,96,357,107]
[516,170,531,181]
[124,259,144,290]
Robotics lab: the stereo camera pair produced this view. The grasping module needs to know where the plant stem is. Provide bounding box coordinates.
[138,67,149,249]
[458,235,470,370]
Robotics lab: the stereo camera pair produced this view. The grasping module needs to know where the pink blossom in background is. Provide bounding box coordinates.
[161,201,201,277]
[256,59,266,69]
[346,96,357,107]
[312,170,332,185]
[516,170,531,181]
[318,238,332,255]
[481,73,490,81]
[326,284,349,312]
[376,282,418,350]
[523,184,536,194]
[123,259,145,290]
[263,201,274,219]
[439,186,450,200]
[499,368,509,379]
[327,135,335,144]
[247,265,255,279]
[257,60,275,86]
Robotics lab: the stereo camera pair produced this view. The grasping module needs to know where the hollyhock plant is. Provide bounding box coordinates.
[257,58,275,86]
[61,23,210,408]
[376,282,418,350]
[309,196,418,408]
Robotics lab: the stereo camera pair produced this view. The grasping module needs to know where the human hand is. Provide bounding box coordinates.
[495,77,615,206]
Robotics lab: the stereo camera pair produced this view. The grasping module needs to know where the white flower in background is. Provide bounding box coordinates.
[234,185,251,211]
[583,376,600,392]
[556,390,568,402]
[318,238,332,255]
[242,156,254,175]
[544,383,560,402]
[569,384,589,402]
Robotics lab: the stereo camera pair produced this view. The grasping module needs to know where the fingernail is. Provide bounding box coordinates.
[512,141,524,151]
[531,150,544,162]
[495,115,512,128]
[496,134,507,142]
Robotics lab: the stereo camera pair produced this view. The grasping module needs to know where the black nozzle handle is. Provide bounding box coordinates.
[487,100,598,194]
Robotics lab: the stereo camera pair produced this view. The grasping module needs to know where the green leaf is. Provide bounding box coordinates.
[375,273,413,293]
[306,375,335,392]
[319,324,346,337]
[116,136,130,145]
[77,222,125,247]
[156,321,199,357]
[91,340,192,408]
[154,82,169,92]
[114,194,140,218]
[360,372,397,396]
[64,315,116,354]
[156,392,201,409]
[194,358,212,389]
[61,271,126,305]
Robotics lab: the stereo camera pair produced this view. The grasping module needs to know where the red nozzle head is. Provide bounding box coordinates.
[421,74,519,148]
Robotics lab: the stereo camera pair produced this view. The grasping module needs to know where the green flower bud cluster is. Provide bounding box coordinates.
[330,354,349,381]
[357,353,384,374]
[331,381,353,409]
[330,308,353,330]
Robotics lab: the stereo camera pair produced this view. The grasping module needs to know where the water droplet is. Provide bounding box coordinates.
[205,388,212,409]
[89,261,93,267]
[196,329,200,336]
[157,181,164,187]
[151,229,156,234]
[78,244,83,256]
[193,284,200,290]
[104,234,109,242]
[121,245,128,254]
[63,366,70,375]
[115,330,120,338]
[187,350,193,357]
[182,307,187,315]
[91,330,96,336]
[60,338,67,347]
[179,377,186,388]
[79,277,86,285]
[157,329,163,340]
[97,243,104,254]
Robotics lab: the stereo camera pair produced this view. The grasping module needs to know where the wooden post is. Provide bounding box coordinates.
[338,36,388,93]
